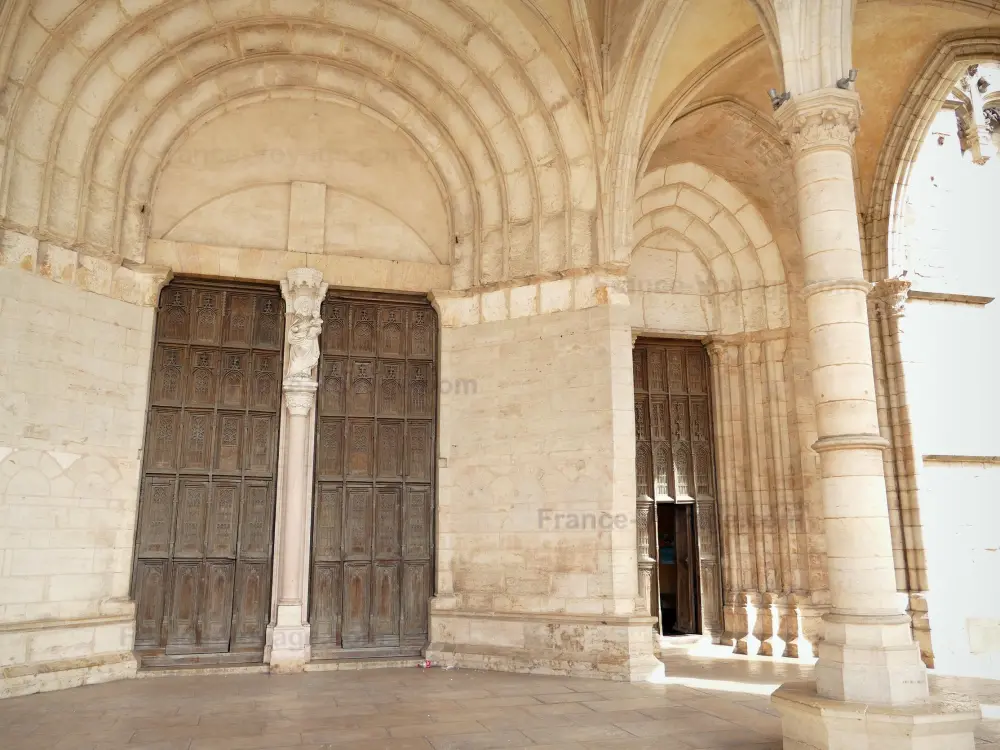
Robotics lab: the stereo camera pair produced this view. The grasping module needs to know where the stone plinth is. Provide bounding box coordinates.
[772,682,980,750]
[425,611,664,682]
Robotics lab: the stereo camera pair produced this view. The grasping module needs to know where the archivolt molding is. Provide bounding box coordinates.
[0,0,597,291]
[606,0,788,275]
[865,29,1000,281]
[631,162,788,336]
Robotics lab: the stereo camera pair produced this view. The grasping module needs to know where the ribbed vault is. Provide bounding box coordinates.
[631,161,787,335]
[0,0,597,290]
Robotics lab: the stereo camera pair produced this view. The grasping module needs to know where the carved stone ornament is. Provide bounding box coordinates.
[869,277,911,317]
[635,496,655,564]
[985,107,1000,134]
[283,383,318,417]
[280,268,328,384]
[775,89,862,155]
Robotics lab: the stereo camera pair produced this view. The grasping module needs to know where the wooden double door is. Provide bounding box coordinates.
[633,339,723,640]
[132,279,284,667]
[308,291,437,659]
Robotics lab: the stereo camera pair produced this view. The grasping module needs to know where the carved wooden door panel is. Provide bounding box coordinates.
[633,339,723,641]
[310,291,436,659]
[132,279,283,667]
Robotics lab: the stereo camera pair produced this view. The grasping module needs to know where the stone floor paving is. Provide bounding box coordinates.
[1,650,999,749]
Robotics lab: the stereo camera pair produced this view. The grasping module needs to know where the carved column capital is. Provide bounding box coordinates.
[282,380,318,416]
[775,88,862,156]
[869,277,911,318]
[280,268,328,386]
[127,262,173,306]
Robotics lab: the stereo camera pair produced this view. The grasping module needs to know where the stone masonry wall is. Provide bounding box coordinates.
[0,261,155,696]
[427,276,662,680]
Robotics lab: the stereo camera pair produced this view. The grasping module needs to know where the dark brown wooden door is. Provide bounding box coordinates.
[633,339,723,640]
[310,291,436,659]
[675,504,697,633]
[132,279,283,667]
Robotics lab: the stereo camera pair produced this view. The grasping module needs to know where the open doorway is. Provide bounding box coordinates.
[633,337,724,642]
[655,502,699,635]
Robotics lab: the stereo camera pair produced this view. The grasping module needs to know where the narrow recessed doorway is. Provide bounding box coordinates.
[633,338,724,641]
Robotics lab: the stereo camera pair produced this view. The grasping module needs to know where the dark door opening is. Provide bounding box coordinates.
[655,502,699,635]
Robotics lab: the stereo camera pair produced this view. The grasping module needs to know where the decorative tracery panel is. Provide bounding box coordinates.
[633,339,723,641]
[132,279,283,666]
[310,291,436,658]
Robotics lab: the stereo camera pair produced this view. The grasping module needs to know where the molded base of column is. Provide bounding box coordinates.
[735,592,763,655]
[817,616,928,704]
[785,600,825,660]
[267,604,311,674]
[425,611,664,682]
[761,593,787,657]
[772,681,980,750]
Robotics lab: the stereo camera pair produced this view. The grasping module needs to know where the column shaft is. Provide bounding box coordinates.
[269,268,327,673]
[777,89,927,705]
[278,390,313,606]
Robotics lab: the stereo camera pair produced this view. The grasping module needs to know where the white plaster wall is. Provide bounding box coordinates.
[898,108,1000,679]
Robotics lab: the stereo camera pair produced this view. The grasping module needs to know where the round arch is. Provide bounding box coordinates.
[0,0,597,289]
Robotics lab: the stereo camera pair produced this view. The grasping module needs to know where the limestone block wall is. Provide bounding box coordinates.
[892,106,1000,679]
[0,231,161,697]
[426,273,662,680]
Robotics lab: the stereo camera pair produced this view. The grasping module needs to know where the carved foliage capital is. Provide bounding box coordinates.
[869,277,911,317]
[776,89,862,155]
[283,381,318,416]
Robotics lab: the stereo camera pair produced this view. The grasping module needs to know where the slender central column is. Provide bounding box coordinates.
[269,268,327,673]
[775,89,927,706]
[278,384,316,604]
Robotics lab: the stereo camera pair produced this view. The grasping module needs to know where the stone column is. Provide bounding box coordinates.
[269,268,327,673]
[635,495,656,624]
[870,277,933,666]
[770,89,978,749]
